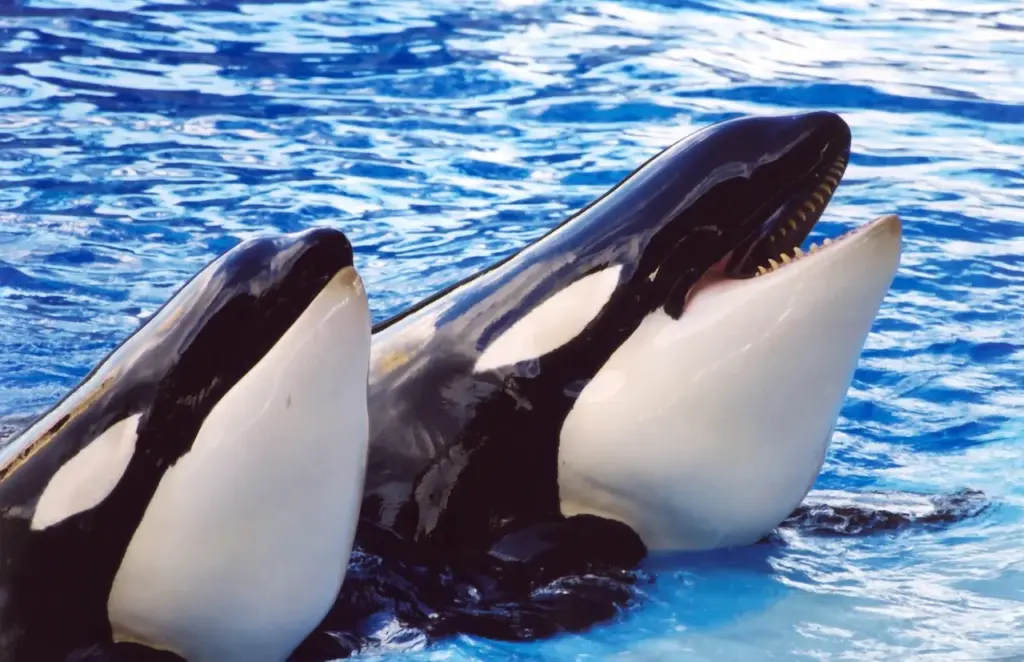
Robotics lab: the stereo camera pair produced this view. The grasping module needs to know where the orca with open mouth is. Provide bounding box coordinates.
[307,110,907,652]
[362,110,902,557]
[1,111,986,662]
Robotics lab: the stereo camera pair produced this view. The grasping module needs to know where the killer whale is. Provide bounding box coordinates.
[0,228,371,662]
[0,109,989,662]
[320,111,904,643]
[362,110,901,551]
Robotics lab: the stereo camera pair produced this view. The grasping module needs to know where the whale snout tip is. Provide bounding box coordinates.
[858,213,904,259]
[871,213,903,237]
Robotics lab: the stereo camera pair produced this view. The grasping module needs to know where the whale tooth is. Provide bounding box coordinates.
[823,237,833,246]
[788,219,798,230]
[793,246,804,257]
[768,258,779,270]
[780,253,791,263]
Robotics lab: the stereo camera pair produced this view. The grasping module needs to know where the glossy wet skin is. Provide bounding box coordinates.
[0,228,355,498]
[364,111,853,550]
[0,228,359,661]
[630,111,850,316]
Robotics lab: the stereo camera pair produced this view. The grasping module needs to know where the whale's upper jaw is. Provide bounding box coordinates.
[631,110,853,320]
[720,111,851,279]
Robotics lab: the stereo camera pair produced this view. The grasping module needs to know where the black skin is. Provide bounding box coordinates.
[285,111,859,655]
[361,111,855,554]
[0,228,355,662]
[778,488,991,538]
[0,111,991,662]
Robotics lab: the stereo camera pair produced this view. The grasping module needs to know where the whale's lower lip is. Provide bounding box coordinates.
[687,213,901,301]
[753,212,903,278]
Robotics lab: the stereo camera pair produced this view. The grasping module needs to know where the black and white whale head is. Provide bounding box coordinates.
[0,227,371,662]
[366,111,901,556]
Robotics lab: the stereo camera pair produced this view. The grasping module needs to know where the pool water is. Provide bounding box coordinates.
[1,0,1023,659]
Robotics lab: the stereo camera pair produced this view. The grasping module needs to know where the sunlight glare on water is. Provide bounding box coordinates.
[0,0,1023,659]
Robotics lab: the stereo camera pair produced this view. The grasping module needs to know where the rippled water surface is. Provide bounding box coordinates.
[2,0,1023,659]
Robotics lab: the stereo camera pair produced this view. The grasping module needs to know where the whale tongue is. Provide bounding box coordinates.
[684,250,734,307]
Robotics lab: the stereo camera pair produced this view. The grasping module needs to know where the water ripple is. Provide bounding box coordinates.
[1,0,1023,659]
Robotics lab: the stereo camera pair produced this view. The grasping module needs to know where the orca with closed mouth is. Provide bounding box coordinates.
[0,228,371,662]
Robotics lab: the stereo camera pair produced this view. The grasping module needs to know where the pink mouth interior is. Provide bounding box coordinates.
[684,250,736,307]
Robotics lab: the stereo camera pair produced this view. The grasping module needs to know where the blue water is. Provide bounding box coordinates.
[1,0,1023,659]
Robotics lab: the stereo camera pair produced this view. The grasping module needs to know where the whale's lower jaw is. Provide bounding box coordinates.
[557,214,903,552]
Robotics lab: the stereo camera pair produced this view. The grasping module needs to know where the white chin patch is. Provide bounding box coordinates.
[556,215,902,551]
[31,414,141,532]
[107,266,371,662]
[474,265,622,373]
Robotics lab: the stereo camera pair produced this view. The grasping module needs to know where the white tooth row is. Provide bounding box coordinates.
[754,238,834,276]
[754,155,848,277]
[753,154,848,277]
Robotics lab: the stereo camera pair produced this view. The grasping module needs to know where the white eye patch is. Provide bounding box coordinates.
[32,414,141,531]
[474,265,622,373]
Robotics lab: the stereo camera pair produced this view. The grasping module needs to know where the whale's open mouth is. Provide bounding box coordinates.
[728,149,850,278]
[684,147,864,304]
